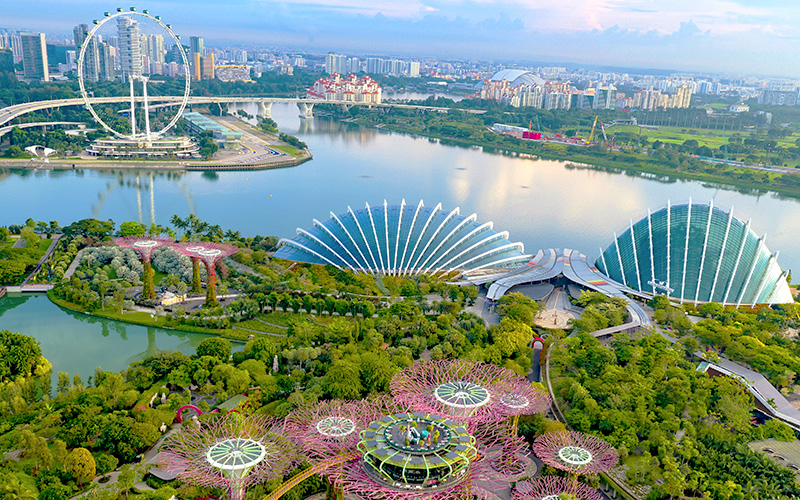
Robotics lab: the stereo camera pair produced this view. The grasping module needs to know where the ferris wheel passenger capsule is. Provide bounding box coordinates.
[93,20,99,24]
[104,11,110,16]
[130,7,136,12]
[116,7,123,12]
[155,15,161,20]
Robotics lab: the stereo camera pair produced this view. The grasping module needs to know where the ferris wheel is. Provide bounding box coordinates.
[77,8,191,141]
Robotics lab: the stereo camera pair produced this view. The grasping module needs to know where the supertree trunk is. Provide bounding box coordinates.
[191,257,203,294]
[142,260,156,300]
[205,264,218,308]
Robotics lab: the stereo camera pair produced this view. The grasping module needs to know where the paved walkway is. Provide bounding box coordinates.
[63,248,86,280]
[21,234,61,285]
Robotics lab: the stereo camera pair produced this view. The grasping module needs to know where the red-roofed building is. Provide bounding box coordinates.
[307,73,382,104]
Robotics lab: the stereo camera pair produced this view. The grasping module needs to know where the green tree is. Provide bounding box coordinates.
[64,447,96,484]
[118,221,146,237]
[196,337,232,361]
[492,317,532,357]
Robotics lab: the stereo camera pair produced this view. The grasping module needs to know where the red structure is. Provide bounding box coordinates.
[114,235,173,299]
[172,241,238,306]
[531,431,619,475]
[513,477,603,500]
[390,359,550,427]
[160,413,298,500]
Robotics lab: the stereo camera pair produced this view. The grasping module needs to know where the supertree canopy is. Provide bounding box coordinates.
[160,414,298,500]
[326,411,529,500]
[390,359,551,426]
[284,398,395,463]
[513,477,603,500]
[114,235,173,300]
[172,241,238,306]
[532,431,618,475]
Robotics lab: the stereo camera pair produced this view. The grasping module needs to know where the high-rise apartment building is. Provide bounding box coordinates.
[407,61,420,77]
[74,23,101,82]
[325,52,347,75]
[20,32,49,81]
[673,84,692,108]
[117,16,142,81]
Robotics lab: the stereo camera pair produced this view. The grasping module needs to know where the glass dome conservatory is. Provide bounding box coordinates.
[596,200,792,306]
[274,200,531,277]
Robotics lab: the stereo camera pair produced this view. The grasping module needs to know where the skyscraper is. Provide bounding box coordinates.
[117,16,142,81]
[149,34,164,63]
[20,32,48,81]
[74,23,100,82]
[190,36,203,81]
[189,36,203,56]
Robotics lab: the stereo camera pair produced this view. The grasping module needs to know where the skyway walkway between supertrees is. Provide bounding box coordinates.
[158,360,616,500]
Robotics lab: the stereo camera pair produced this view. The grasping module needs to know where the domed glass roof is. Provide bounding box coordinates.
[490,69,545,88]
[274,200,530,276]
[595,200,792,306]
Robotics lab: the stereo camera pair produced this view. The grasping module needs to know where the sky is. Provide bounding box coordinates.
[4,0,800,77]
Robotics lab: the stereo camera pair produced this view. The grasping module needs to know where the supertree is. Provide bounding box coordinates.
[513,477,603,500]
[323,411,530,500]
[284,398,395,463]
[172,241,238,307]
[493,376,552,433]
[114,235,173,300]
[389,359,550,428]
[159,413,299,500]
[532,431,618,478]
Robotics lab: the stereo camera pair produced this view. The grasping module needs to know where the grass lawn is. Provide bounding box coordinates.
[272,144,300,156]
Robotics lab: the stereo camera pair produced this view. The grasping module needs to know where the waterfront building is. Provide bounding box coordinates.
[307,73,382,103]
[182,111,242,147]
[407,61,420,77]
[20,32,49,81]
[274,200,531,276]
[596,201,793,306]
[85,136,199,158]
[117,16,142,81]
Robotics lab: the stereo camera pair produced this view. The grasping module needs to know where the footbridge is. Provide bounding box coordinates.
[0,96,485,127]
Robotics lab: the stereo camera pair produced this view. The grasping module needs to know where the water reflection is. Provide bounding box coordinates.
[1,102,800,271]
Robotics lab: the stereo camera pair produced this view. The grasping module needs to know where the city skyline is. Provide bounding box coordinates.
[2,0,800,77]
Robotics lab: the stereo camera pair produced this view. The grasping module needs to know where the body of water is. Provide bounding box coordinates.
[1,101,799,377]
[0,293,237,385]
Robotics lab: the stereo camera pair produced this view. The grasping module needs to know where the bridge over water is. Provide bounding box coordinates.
[0,96,485,128]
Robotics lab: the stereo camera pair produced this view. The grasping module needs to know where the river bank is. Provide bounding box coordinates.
[0,150,312,171]
[340,114,800,200]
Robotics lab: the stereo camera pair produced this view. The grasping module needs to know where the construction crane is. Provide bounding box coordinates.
[588,116,609,146]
